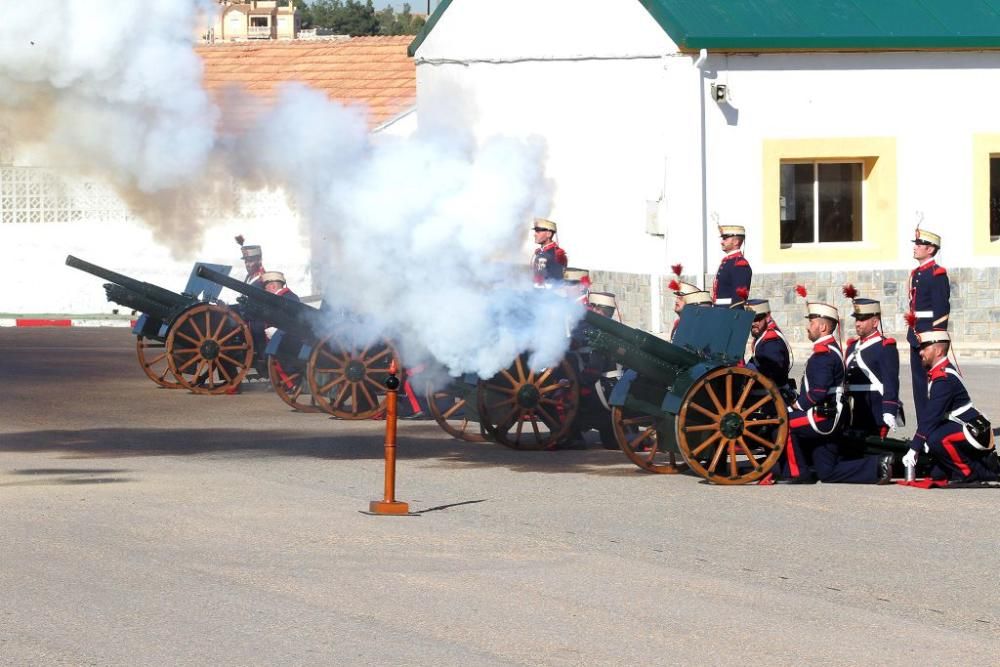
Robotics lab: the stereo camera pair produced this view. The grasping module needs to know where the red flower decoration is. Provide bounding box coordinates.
[668,279,680,292]
[795,284,808,298]
[671,263,683,277]
[234,234,245,246]
[904,311,917,327]
[841,283,857,300]
[736,287,749,300]
[580,276,592,288]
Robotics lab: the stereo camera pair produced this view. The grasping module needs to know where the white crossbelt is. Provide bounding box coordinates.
[714,298,732,305]
[848,384,876,392]
[914,310,933,317]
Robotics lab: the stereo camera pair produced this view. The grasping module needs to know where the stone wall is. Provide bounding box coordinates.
[591,267,1000,358]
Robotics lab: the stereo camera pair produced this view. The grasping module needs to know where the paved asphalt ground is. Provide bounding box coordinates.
[1,328,998,665]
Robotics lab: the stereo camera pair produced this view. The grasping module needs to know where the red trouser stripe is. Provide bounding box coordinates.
[785,432,800,477]
[941,432,972,477]
[402,380,421,412]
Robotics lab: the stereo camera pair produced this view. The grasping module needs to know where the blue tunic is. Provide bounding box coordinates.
[711,251,752,305]
[844,332,901,435]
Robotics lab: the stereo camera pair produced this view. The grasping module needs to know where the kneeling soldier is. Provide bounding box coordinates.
[843,289,902,438]
[904,331,999,484]
[745,299,792,395]
[776,292,892,484]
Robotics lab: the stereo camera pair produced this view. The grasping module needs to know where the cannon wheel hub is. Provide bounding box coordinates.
[346,359,366,383]
[720,412,744,439]
[516,384,540,409]
[200,339,220,360]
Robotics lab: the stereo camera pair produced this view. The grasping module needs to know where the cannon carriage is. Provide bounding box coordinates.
[195,266,401,420]
[66,255,255,394]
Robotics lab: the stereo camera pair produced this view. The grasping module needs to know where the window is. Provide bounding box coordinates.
[250,16,270,27]
[779,161,862,245]
[991,156,1000,240]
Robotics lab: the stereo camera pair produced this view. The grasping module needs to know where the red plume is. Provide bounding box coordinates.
[671,263,683,276]
[841,283,857,300]
[904,311,917,328]
[668,279,680,292]
[234,234,245,246]
[795,284,808,299]
[580,275,592,288]
[736,287,749,300]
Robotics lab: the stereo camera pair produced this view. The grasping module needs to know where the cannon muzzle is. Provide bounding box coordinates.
[66,255,194,312]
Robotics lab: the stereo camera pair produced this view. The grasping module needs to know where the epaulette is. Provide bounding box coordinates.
[882,337,897,346]
[846,337,858,347]
[929,365,949,382]
[735,259,750,267]
[760,330,780,342]
[933,266,948,277]
[813,342,830,354]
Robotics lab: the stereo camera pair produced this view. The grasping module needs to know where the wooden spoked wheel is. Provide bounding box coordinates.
[611,406,686,474]
[307,336,399,419]
[675,366,787,485]
[135,335,183,389]
[426,381,487,443]
[478,355,579,450]
[268,356,320,413]
[165,304,254,395]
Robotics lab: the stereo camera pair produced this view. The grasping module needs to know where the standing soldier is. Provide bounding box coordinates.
[906,227,949,416]
[744,299,792,394]
[712,224,752,306]
[842,286,902,438]
[530,218,567,287]
[236,236,266,288]
[904,330,998,484]
[774,287,893,484]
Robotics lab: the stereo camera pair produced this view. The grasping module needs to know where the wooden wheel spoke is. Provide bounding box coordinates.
[736,437,759,462]
[683,423,720,433]
[534,367,553,387]
[690,431,723,458]
[441,400,466,419]
[332,383,351,409]
[622,416,654,427]
[364,348,391,365]
[215,361,234,384]
[186,317,205,340]
[741,395,773,417]
[363,376,385,394]
[204,311,213,342]
[212,312,227,339]
[529,414,541,442]
[703,382,725,414]
[538,383,566,396]
[744,418,782,427]
[320,376,346,395]
[351,384,359,411]
[498,369,519,388]
[534,405,559,429]
[218,345,246,352]
[728,442,739,478]
[216,326,242,345]
[734,377,756,411]
[144,352,168,367]
[690,401,721,420]
[514,356,526,382]
[218,352,245,367]
[484,381,517,396]
[319,347,348,365]
[744,429,779,450]
[176,330,200,346]
[706,439,727,473]
[514,416,525,442]
[177,355,201,372]
[725,373,734,410]
[628,427,656,451]
[496,407,519,433]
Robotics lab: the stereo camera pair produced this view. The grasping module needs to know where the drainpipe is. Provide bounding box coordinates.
[694,48,709,288]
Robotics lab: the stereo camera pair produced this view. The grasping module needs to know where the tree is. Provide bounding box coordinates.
[375,3,428,36]
[307,0,380,36]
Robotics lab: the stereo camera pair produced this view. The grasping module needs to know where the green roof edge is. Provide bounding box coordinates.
[407,0,455,57]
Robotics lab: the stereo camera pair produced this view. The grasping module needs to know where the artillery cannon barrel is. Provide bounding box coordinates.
[584,310,700,367]
[103,284,174,323]
[196,265,319,340]
[65,255,190,309]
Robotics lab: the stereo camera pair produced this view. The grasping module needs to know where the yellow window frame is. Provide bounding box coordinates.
[972,133,1000,255]
[762,137,897,264]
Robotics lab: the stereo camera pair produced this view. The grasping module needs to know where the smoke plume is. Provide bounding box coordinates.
[0,1,582,378]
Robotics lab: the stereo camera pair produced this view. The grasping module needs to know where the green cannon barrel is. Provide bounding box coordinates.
[195,265,321,341]
[583,310,700,386]
[66,255,192,311]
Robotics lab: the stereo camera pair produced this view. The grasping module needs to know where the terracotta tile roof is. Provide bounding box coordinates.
[196,36,416,130]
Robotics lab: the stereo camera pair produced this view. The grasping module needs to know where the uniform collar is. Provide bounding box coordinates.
[722,249,743,260]
[860,331,882,344]
[814,333,836,346]
[927,357,950,379]
[274,287,289,297]
[537,241,559,252]
[917,258,936,270]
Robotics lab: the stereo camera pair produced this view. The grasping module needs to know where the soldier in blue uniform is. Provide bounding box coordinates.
[906,227,949,416]
[240,244,266,288]
[775,296,893,484]
[262,271,299,302]
[903,330,999,484]
[744,299,792,393]
[843,293,902,438]
[531,218,567,287]
[711,224,752,306]
[668,283,712,341]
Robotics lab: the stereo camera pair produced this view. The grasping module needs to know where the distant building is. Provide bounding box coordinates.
[203,1,299,43]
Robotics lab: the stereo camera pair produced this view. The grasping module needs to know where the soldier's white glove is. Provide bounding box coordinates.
[882,412,897,432]
[902,449,918,468]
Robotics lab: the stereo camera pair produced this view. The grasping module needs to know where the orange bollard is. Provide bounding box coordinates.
[368,360,410,515]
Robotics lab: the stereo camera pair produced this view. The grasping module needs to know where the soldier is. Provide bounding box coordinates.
[775,290,893,484]
[744,299,792,394]
[843,287,901,438]
[531,218,568,287]
[906,227,949,416]
[241,244,266,288]
[712,224,752,306]
[668,273,712,340]
[903,330,999,484]
[261,271,299,302]
[563,267,591,305]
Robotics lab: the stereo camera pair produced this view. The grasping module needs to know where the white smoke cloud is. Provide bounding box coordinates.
[0,2,583,378]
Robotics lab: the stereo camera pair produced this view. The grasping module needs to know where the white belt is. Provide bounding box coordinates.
[848,384,877,392]
[914,310,933,318]
[714,298,732,305]
[948,402,974,419]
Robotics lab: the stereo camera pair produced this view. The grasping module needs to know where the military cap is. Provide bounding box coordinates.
[851,298,881,318]
[261,271,285,285]
[718,224,746,237]
[745,298,771,318]
[913,227,941,247]
[564,267,590,283]
[681,290,713,306]
[533,218,557,233]
[806,302,839,322]
[588,292,616,309]
[917,329,950,346]
[241,245,262,260]
[671,280,701,296]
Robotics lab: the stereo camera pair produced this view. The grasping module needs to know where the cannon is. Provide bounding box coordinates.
[196,266,401,419]
[66,255,254,394]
